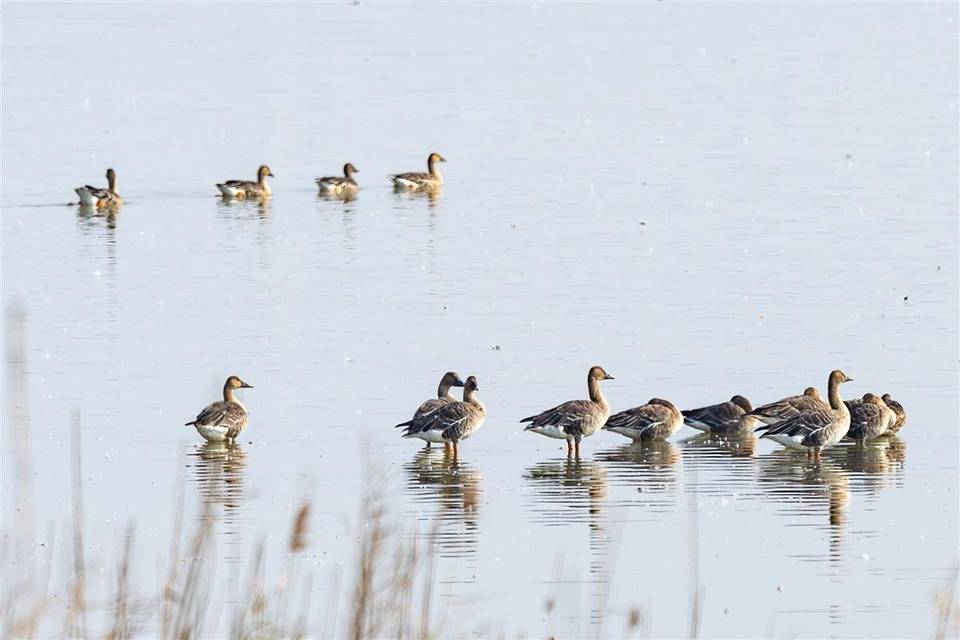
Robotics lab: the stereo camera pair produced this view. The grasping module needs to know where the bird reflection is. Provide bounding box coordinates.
[402,450,482,561]
[756,451,850,564]
[681,430,759,458]
[393,187,441,209]
[595,440,681,500]
[186,442,247,561]
[317,190,357,204]
[216,196,272,220]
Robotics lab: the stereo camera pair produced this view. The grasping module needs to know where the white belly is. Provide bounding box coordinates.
[528,425,572,440]
[414,429,446,444]
[768,433,809,450]
[195,424,230,442]
[76,187,98,206]
[217,184,243,198]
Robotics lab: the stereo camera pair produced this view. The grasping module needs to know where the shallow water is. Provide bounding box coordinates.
[2,2,958,637]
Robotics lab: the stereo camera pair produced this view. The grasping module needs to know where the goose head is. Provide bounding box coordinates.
[428,152,447,165]
[803,386,823,400]
[344,162,358,177]
[862,393,882,405]
[226,375,254,390]
[829,370,853,386]
[464,375,479,392]
[441,371,466,388]
[730,395,752,412]
[588,366,614,382]
[258,165,274,180]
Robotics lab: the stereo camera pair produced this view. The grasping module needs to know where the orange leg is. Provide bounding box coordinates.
[574,439,581,459]
[566,439,574,456]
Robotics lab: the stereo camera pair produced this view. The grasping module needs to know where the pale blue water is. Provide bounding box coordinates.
[2,2,958,637]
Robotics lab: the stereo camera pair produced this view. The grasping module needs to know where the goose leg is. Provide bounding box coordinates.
[566,439,574,456]
[425,442,432,450]
[452,440,459,462]
[574,438,581,459]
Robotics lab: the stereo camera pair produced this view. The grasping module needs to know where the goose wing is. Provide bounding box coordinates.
[521,399,594,436]
[222,179,256,189]
[186,400,246,436]
[396,397,448,434]
[392,171,430,185]
[417,401,474,438]
[760,407,834,443]
[682,401,742,429]
[751,395,825,430]
[605,403,674,438]
[317,176,347,186]
[847,402,882,437]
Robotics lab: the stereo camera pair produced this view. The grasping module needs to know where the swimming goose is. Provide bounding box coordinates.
[748,387,827,429]
[391,153,445,191]
[410,376,485,460]
[75,168,122,209]
[316,163,359,196]
[758,370,853,458]
[881,394,907,433]
[216,165,274,199]
[845,393,897,442]
[521,366,614,457]
[682,395,753,433]
[185,376,253,443]
[604,398,683,441]
[395,371,466,447]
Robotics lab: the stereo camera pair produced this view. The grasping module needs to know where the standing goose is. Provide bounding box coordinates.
[881,394,907,433]
[185,376,254,443]
[845,393,897,442]
[748,387,827,429]
[216,165,274,199]
[604,398,683,442]
[395,371,466,447]
[75,168,122,209]
[682,395,753,433]
[412,376,485,461]
[391,152,445,191]
[316,163,359,197]
[521,366,614,458]
[759,370,853,458]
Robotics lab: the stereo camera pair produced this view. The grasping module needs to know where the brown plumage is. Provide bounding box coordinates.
[414,376,485,460]
[845,393,897,442]
[759,370,853,457]
[604,398,683,441]
[749,386,827,430]
[396,371,466,446]
[316,162,359,196]
[216,165,274,199]
[391,152,445,190]
[185,376,254,442]
[682,395,753,433]
[521,366,614,457]
[881,394,907,433]
[75,168,122,209]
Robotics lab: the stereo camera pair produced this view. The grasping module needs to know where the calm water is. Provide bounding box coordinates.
[2,2,958,637]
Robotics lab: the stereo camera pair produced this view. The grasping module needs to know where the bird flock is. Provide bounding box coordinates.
[72,153,446,208]
[74,158,907,460]
[186,368,906,463]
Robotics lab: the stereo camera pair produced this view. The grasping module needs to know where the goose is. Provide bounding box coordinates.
[216,165,273,199]
[604,398,683,441]
[748,387,827,429]
[881,394,907,433]
[75,168,122,209]
[521,366,614,457]
[681,395,753,433]
[395,371,466,447]
[316,162,359,196]
[391,152,445,191]
[409,376,485,460]
[758,370,853,458]
[185,376,254,443]
[845,393,897,442]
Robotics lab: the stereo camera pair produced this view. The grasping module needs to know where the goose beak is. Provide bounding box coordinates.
[241,382,254,389]
[604,374,615,380]
[454,379,466,387]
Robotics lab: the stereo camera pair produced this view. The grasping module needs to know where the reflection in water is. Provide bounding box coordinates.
[681,431,758,458]
[393,187,441,209]
[595,441,681,508]
[402,450,482,561]
[756,451,850,565]
[215,196,272,221]
[524,458,610,623]
[317,190,357,205]
[186,442,248,562]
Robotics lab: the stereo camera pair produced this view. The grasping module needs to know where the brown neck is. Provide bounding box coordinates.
[223,384,235,403]
[437,381,452,399]
[108,174,117,193]
[588,376,606,405]
[258,173,268,186]
[463,387,478,404]
[428,157,441,178]
[827,377,847,414]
